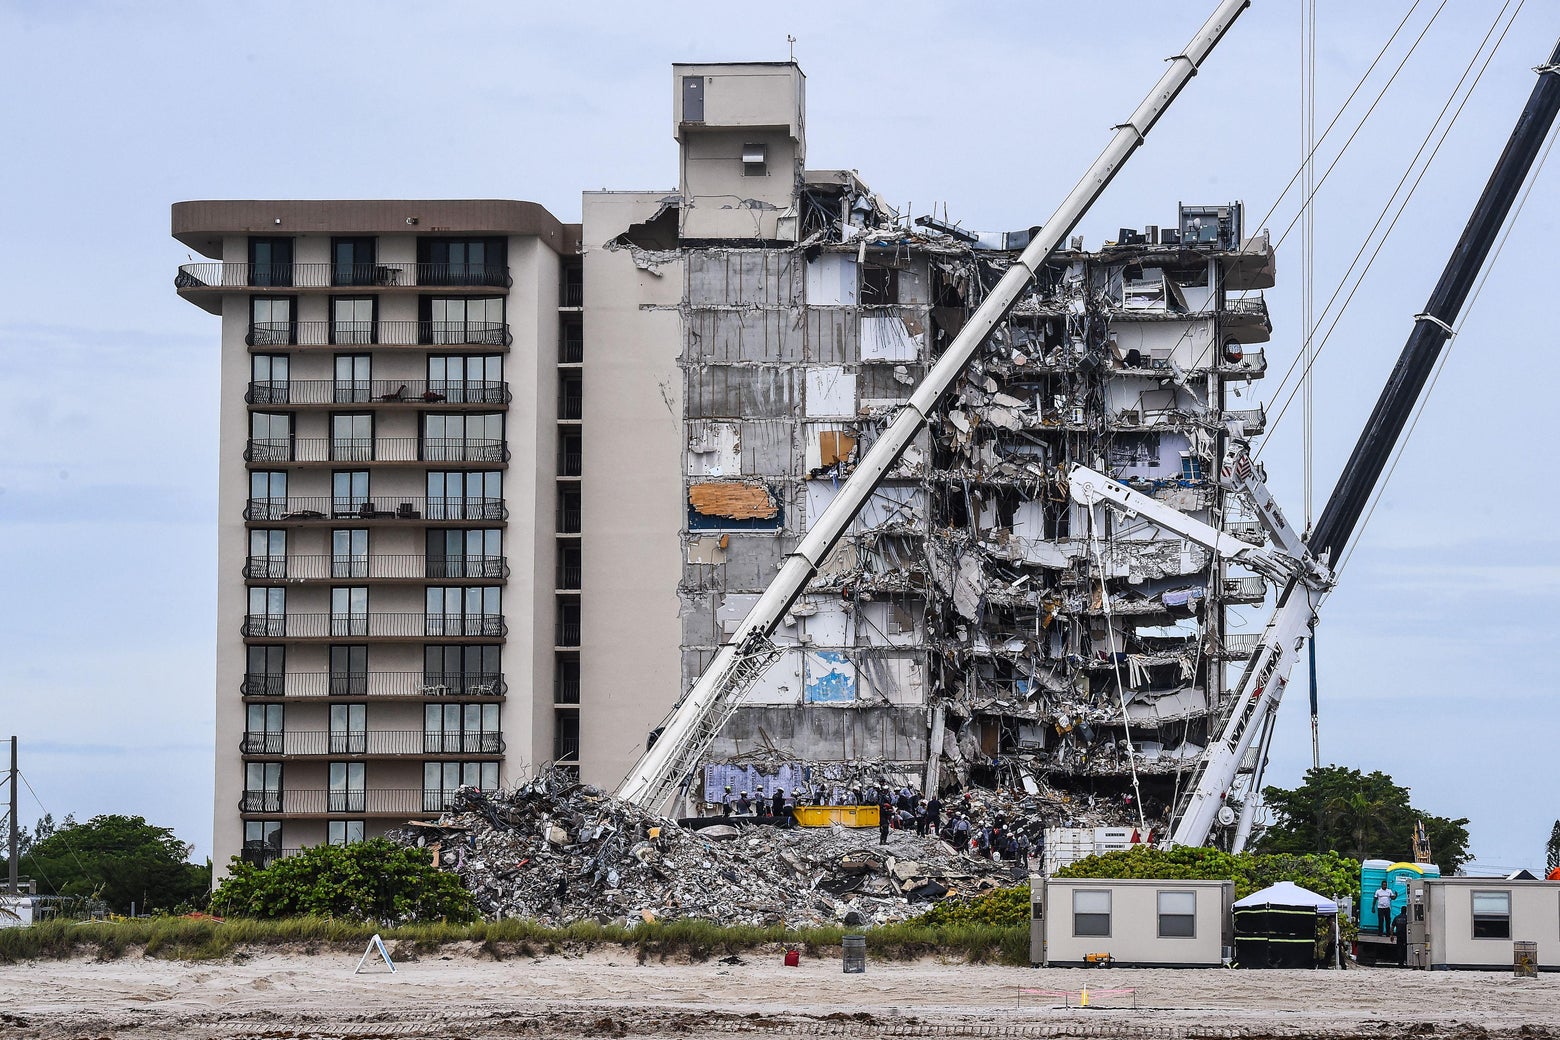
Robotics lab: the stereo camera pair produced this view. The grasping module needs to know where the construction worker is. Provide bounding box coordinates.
[878,798,893,845]
[721,785,734,817]
[770,788,785,819]
[736,791,752,815]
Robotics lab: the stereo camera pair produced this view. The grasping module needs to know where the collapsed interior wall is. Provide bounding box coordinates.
[667,196,1275,831]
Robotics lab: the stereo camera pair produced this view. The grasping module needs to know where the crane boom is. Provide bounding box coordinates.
[1167,37,1560,849]
[615,0,1255,812]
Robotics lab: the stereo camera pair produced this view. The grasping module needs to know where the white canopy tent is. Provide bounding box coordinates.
[1234,880,1339,914]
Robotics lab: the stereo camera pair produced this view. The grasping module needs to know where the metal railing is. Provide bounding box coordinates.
[1222,405,1267,433]
[556,617,581,646]
[559,328,583,363]
[239,846,300,868]
[239,788,478,815]
[1220,347,1267,374]
[554,734,581,761]
[243,437,508,464]
[1223,520,1266,544]
[247,379,510,406]
[558,388,583,421]
[242,671,505,698]
[557,505,581,533]
[554,675,580,704]
[1221,575,1268,602]
[243,554,508,581]
[245,495,505,523]
[240,612,506,639]
[560,281,584,307]
[246,320,511,348]
[240,730,503,756]
[556,561,581,589]
[177,261,512,290]
[558,449,582,476]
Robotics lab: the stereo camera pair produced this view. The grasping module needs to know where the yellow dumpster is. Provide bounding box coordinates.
[792,805,879,828]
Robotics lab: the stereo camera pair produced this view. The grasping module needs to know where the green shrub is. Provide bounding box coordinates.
[209,839,476,924]
[1055,845,1359,903]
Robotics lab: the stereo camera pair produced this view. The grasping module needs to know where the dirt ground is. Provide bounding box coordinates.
[1,945,1556,1039]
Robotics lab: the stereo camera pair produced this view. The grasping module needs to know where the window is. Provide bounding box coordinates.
[424,702,500,753]
[1073,889,1112,937]
[555,652,580,703]
[243,762,281,812]
[330,702,366,754]
[1180,453,1204,481]
[327,820,365,845]
[333,353,371,401]
[418,237,506,287]
[1472,891,1511,939]
[249,471,288,521]
[426,587,501,637]
[249,297,295,346]
[423,645,500,695]
[244,703,284,754]
[423,413,503,463]
[328,761,364,813]
[741,142,767,177]
[330,645,368,697]
[247,529,287,579]
[554,708,580,761]
[249,412,293,462]
[423,761,497,810]
[249,237,293,287]
[331,237,376,287]
[242,819,282,866]
[331,529,368,578]
[332,470,369,518]
[331,587,368,637]
[428,354,503,404]
[331,413,373,462]
[251,354,290,403]
[246,587,285,637]
[1157,890,1197,937]
[245,645,285,696]
[559,429,582,476]
[426,471,502,521]
[556,542,581,590]
[421,296,505,344]
[427,529,501,579]
[559,372,582,420]
[332,300,376,347]
[556,597,580,646]
[860,264,900,305]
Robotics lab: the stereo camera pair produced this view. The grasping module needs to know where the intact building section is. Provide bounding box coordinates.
[173,200,579,873]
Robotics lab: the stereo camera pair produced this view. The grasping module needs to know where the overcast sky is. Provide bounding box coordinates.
[2,1,1554,871]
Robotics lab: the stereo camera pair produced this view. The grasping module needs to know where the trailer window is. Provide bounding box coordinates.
[1073,889,1111,937]
[1472,891,1510,939]
[1157,890,1197,937]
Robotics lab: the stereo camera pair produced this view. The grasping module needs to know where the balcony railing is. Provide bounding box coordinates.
[558,389,583,421]
[242,671,505,698]
[245,495,505,523]
[554,675,580,704]
[556,561,581,589]
[244,437,508,464]
[239,846,300,868]
[1222,405,1267,434]
[243,554,508,581]
[240,612,505,639]
[240,730,503,756]
[557,505,581,533]
[556,617,581,646]
[177,261,512,290]
[1221,575,1268,603]
[247,380,510,406]
[554,734,580,762]
[558,449,582,477]
[246,320,511,348]
[239,788,480,815]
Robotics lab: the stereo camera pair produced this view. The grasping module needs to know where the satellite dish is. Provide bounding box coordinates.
[1217,805,1237,827]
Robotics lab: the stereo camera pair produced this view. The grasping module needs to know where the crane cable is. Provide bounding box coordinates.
[1256,0,1524,456]
[1330,113,1560,581]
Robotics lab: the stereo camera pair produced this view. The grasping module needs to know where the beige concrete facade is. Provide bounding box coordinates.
[175,201,577,874]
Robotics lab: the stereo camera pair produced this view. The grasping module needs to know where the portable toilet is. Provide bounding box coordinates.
[1361,859,1439,935]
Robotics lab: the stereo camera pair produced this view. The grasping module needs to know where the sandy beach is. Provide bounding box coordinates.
[1,945,1556,1039]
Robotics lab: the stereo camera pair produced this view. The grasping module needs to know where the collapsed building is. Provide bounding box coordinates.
[584,62,1278,835]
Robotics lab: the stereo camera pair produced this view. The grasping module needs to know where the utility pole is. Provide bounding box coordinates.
[8,736,18,895]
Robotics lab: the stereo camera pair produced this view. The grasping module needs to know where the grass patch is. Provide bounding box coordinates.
[0,915,1028,966]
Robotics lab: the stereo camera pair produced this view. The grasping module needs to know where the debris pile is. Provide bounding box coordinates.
[398,774,1017,928]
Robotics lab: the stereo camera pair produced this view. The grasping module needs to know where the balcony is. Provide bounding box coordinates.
[239,730,503,757]
[239,845,300,869]
[242,671,505,698]
[246,320,511,349]
[176,261,512,292]
[243,554,508,582]
[1222,405,1267,435]
[1224,520,1266,545]
[238,788,477,816]
[247,379,510,406]
[240,612,505,640]
[245,495,505,523]
[1211,632,1261,660]
[1221,574,1268,604]
[243,437,508,464]
[556,559,581,590]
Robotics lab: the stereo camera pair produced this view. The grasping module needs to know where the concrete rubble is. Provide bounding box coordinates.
[399,773,1018,927]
